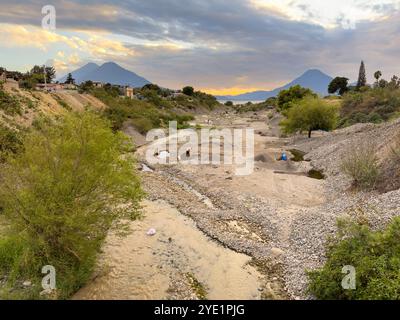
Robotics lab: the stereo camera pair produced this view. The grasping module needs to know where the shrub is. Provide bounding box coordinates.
[0,111,144,299]
[376,132,400,193]
[95,88,194,133]
[224,101,233,107]
[341,87,400,125]
[182,86,194,96]
[0,89,22,116]
[130,117,154,134]
[0,124,23,162]
[307,217,400,300]
[341,142,380,190]
[280,96,339,138]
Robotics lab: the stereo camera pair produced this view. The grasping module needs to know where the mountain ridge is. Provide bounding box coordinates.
[58,62,151,87]
[217,69,333,101]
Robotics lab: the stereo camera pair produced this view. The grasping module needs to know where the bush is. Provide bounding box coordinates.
[280,96,339,138]
[0,88,22,115]
[0,111,144,299]
[341,87,400,125]
[307,217,400,300]
[224,101,233,107]
[0,124,23,162]
[341,142,380,190]
[94,88,195,133]
[130,117,154,134]
[182,86,194,96]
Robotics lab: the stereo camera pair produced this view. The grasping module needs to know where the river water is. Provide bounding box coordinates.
[74,199,263,300]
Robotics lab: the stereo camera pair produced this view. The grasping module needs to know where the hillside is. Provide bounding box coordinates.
[218,69,333,101]
[0,85,106,129]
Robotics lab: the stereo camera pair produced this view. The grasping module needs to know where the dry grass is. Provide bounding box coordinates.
[341,142,380,190]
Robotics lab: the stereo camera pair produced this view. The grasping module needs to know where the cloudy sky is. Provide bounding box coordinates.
[1,0,400,94]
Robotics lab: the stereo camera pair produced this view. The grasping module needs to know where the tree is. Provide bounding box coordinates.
[65,73,75,85]
[79,80,94,93]
[224,101,233,106]
[29,65,56,83]
[374,71,382,82]
[356,61,367,89]
[182,86,194,96]
[0,112,143,297]
[280,96,339,138]
[328,77,349,96]
[277,85,317,112]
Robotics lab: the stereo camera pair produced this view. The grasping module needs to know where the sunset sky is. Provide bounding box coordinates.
[1,0,400,94]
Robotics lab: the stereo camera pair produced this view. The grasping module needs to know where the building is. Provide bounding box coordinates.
[36,83,62,92]
[118,86,135,98]
[92,81,104,88]
[62,83,77,90]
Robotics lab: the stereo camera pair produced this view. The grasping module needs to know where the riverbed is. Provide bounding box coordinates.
[74,200,263,300]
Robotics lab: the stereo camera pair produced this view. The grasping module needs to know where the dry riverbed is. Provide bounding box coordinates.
[76,110,400,300]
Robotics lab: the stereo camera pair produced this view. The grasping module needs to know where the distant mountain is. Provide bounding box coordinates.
[58,62,99,84]
[58,62,151,87]
[217,69,333,101]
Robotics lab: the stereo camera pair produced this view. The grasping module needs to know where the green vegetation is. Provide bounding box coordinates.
[186,273,208,300]
[340,86,400,126]
[277,85,317,112]
[93,88,194,133]
[308,169,325,180]
[18,66,56,90]
[328,77,349,96]
[54,96,72,111]
[341,142,380,190]
[0,111,143,299]
[234,100,275,113]
[280,96,339,138]
[289,149,306,162]
[224,101,233,106]
[0,124,23,162]
[0,87,22,116]
[182,86,195,96]
[65,73,75,85]
[356,61,367,89]
[307,217,400,300]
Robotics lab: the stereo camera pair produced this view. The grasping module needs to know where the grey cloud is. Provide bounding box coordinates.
[1,0,400,90]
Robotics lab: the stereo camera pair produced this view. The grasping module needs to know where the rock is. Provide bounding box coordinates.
[23,281,32,287]
[270,247,284,258]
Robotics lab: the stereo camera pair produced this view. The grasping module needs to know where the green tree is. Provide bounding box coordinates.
[79,80,94,93]
[29,65,56,83]
[374,70,382,82]
[277,85,317,112]
[328,77,349,96]
[0,111,143,298]
[65,73,75,85]
[182,86,195,96]
[356,61,367,89]
[224,101,233,106]
[280,96,339,138]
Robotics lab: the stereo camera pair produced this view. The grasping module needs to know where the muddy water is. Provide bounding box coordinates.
[74,200,263,300]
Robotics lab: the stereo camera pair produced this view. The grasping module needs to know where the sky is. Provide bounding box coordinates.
[1,0,400,95]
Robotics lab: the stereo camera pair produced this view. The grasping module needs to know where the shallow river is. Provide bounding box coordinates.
[74,200,263,300]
